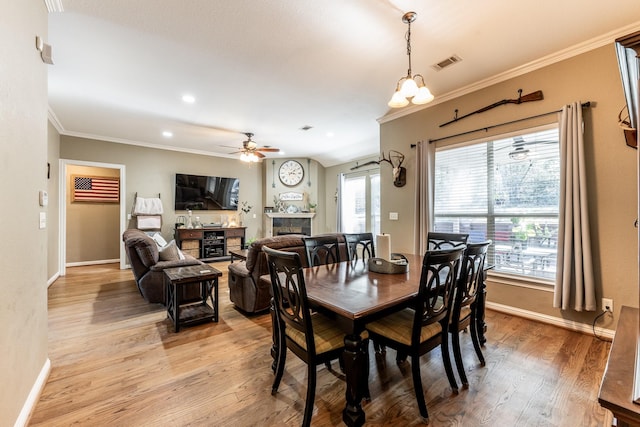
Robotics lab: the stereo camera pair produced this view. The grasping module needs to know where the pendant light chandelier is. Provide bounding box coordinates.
[388,12,434,108]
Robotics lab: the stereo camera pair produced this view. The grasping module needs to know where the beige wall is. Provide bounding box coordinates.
[380,45,638,328]
[263,159,326,234]
[47,121,60,280]
[1,1,49,425]
[66,165,120,263]
[60,137,264,243]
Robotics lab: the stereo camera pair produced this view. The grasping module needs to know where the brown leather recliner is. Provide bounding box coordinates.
[122,228,204,304]
[227,233,348,313]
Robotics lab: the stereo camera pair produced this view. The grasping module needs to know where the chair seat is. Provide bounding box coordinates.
[366,308,442,346]
[286,312,368,354]
[459,305,472,321]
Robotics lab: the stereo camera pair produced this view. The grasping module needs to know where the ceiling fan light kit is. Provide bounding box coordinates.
[236,132,280,163]
[388,12,434,108]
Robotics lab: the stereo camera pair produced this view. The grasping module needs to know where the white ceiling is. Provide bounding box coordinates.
[47,1,640,167]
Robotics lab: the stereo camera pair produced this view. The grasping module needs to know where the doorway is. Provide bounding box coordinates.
[59,159,126,276]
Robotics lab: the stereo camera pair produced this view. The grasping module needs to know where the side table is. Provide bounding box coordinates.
[164,264,222,332]
[229,248,248,263]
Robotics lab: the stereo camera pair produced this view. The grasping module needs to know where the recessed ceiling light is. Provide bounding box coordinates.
[162,131,173,138]
[182,94,195,104]
[279,151,285,155]
[326,132,335,138]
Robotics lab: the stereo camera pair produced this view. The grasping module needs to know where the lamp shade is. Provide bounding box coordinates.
[388,90,409,108]
[400,78,419,98]
[412,86,434,105]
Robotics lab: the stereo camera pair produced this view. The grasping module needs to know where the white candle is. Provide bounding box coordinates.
[376,233,391,261]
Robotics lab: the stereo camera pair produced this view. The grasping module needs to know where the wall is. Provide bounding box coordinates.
[0,1,49,425]
[66,165,120,263]
[60,137,264,244]
[47,121,60,282]
[380,45,638,328]
[263,158,326,234]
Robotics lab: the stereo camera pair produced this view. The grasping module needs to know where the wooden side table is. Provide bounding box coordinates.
[229,248,248,263]
[164,265,222,332]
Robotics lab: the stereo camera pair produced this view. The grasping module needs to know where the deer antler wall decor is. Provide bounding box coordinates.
[379,150,406,187]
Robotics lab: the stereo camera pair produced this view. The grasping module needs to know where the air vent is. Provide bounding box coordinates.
[300,125,313,131]
[431,54,462,71]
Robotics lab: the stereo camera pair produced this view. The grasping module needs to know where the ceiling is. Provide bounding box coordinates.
[47,1,640,167]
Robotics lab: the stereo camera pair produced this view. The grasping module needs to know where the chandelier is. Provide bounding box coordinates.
[388,12,434,108]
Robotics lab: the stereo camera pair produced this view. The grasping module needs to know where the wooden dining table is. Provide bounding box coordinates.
[302,253,424,427]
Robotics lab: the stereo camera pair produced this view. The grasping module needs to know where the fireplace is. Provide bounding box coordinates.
[265,213,315,237]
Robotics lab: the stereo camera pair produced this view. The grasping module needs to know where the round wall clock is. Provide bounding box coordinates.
[278,160,304,187]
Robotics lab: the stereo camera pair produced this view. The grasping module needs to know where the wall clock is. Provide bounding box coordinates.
[278,160,304,187]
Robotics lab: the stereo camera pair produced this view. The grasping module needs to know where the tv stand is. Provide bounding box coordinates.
[175,226,245,262]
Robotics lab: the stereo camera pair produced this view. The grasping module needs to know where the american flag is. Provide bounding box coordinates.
[73,176,120,203]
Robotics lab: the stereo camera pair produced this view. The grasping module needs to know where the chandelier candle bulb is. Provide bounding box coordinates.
[376,233,391,261]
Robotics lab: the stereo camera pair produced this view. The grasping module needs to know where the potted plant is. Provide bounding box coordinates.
[308,202,317,213]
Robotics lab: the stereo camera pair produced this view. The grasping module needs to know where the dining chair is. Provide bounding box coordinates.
[427,231,469,250]
[303,235,341,266]
[449,240,491,388]
[343,232,375,263]
[365,246,465,422]
[264,246,367,427]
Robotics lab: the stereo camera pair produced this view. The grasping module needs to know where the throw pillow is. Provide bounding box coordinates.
[159,240,180,261]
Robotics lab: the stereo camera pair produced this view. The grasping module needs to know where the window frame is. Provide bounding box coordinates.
[433,123,560,286]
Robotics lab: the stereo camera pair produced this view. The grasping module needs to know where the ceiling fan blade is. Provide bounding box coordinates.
[256,147,280,152]
[255,151,266,158]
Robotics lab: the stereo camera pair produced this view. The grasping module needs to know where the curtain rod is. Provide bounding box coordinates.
[412,102,591,146]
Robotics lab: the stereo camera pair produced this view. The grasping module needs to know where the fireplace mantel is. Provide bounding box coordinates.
[265,213,316,237]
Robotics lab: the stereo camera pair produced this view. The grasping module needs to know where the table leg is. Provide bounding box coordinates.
[173,284,181,333]
[342,333,366,427]
[213,277,219,322]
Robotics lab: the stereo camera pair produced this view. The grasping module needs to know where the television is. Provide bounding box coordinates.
[175,173,239,211]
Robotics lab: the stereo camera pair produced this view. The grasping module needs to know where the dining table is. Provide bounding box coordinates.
[268,252,490,426]
[302,253,423,427]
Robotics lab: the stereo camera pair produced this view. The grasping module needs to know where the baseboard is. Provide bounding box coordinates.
[66,258,119,267]
[14,358,51,427]
[486,301,615,340]
[47,272,59,288]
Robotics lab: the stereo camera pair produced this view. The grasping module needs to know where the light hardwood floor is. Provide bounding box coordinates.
[29,262,611,426]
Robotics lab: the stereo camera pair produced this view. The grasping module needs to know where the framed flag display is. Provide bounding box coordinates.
[72,175,120,203]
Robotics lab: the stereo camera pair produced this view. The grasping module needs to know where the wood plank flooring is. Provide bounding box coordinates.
[29,262,611,426]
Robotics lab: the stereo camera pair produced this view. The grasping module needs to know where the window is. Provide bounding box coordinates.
[434,126,559,281]
[340,171,380,236]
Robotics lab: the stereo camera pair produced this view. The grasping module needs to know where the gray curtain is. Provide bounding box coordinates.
[414,140,435,254]
[336,173,344,232]
[553,102,596,311]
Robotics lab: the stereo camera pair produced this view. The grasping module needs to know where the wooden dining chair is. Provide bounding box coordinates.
[264,246,367,427]
[365,247,465,422]
[449,240,492,388]
[343,232,375,263]
[427,231,469,250]
[303,235,341,266]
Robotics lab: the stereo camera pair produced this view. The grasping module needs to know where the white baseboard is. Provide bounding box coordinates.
[47,272,59,288]
[486,301,615,340]
[66,258,119,267]
[14,358,51,427]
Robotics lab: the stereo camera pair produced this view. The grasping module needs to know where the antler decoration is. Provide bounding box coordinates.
[379,150,406,187]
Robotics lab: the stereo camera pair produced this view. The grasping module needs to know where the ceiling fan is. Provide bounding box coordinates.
[231,133,280,162]
[497,136,557,160]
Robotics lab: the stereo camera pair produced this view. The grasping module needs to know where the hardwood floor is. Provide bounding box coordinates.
[30,262,611,426]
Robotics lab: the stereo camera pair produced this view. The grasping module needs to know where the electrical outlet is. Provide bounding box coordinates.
[602,298,613,313]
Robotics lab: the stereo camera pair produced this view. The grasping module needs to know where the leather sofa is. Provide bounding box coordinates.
[123,228,204,304]
[227,233,348,313]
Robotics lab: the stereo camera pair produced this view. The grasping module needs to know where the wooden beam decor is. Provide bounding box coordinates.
[440,89,544,127]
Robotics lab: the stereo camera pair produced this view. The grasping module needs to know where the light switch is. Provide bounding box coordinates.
[389,212,399,220]
[39,212,46,229]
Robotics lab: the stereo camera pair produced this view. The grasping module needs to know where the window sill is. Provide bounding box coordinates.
[487,271,554,292]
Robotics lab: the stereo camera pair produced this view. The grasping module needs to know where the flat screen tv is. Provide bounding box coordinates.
[175,173,239,211]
